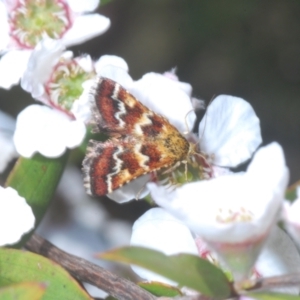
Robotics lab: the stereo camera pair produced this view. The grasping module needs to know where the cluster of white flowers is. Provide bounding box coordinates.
[0,1,300,297]
[0,0,111,246]
[124,76,300,292]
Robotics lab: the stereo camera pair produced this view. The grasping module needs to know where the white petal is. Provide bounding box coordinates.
[64,119,87,148]
[0,187,35,246]
[107,175,151,203]
[0,50,31,89]
[163,70,192,96]
[21,38,65,101]
[0,2,9,51]
[199,95,262,167]
[0,111,18,172]
[129,73,196,133]
[130,207,198,283]
[13,105,86,158]
[95,55,133,87]
[71,80,94,123]
[67,0,99,12]
[95,55,129,72]
[76,55,94,72]
[62,14,110,47]
[97,66,133,88]
[256,226,300,294]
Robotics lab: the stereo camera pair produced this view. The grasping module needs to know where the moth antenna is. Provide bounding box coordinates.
[135,176,152,200]
[184,161,188,181]
[161,161,181,175]
[183,109,197,135]
[135,186,145,200]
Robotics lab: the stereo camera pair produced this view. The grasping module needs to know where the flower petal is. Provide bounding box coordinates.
[95,55,129,73]
[199,95,262,167]
[0,50,31,89]
[130,207,198,283]
[13,105,86,158]
[0,1,9,51]
[95,55,133,87]
[71,80,94,123]
[62,14,110,47]
[129,72,196,133]
[21,39,65,102]
[67,0,99,12]
[0,111,18,172]
[106,175,151,203]
[0,187,35,246]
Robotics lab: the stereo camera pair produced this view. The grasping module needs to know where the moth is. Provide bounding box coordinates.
[83,77,199,197]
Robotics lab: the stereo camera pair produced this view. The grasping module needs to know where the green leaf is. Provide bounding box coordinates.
[246,292,300,300]
[0,248,92,300]
[0,282,46,300]
[138,281,182,297]
[5,152,69,247]
[98,246,231,298]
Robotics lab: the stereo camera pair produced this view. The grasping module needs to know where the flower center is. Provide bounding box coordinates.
[156,151,212,188]
[47,60,96,112]
[9,0,71,49]
[216,207,254,223]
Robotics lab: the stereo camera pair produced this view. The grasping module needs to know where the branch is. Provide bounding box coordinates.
[25,234,156,300]
[25,234,300,299]
[248,273,300,291]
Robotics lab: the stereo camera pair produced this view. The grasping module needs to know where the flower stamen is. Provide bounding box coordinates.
[9,0,71,49]
[46,59,95,112]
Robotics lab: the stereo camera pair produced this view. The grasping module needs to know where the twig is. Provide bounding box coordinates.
[25,234,300,299]
[25,234,156,300]
[248,273,300,291]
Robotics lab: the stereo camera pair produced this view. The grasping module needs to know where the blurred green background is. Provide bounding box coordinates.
[1,0,300,182]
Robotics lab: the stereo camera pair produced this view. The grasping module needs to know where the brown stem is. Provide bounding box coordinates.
[25,234,300,299]
[25,234,156,300]
[248,273,300,291]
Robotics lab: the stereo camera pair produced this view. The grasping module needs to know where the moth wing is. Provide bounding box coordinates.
[82,138,181,196]
[90,77,166,137]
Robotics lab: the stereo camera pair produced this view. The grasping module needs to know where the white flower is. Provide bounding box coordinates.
[147,143,288,281]
[21,38,129,122]
[14,105,86,158]
[131,207,300,294]
[15,38,130,158]
[0,111,18,172]
[0,186,35,246]
[283,187,300,246]
[0,0,110,89]
[21,38,96,109]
